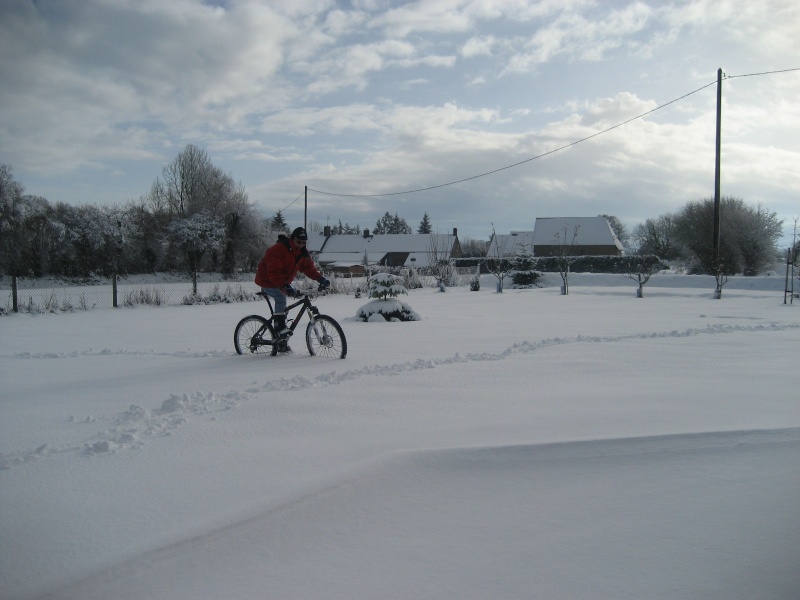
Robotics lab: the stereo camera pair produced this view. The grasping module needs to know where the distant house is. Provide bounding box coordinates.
[307,228,462,274]
[487,217,624,258]
[533,217,623,256]
[486,231,535,258]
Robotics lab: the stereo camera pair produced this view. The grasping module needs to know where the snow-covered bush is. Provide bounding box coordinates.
[510,270,542,288]
[367,272,405,300]
[356,273,421,322]
[402,268,424,290]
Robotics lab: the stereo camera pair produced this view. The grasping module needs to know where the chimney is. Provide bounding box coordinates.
[363,229,370,238]
[452,227,458,237]
[324,225,331,237]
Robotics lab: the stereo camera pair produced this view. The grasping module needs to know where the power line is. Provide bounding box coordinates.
[279,190,305,214]
[297,66,798,204]
[726,66,800,79]
[307,79,720,199]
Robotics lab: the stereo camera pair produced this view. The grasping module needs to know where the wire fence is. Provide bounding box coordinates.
[1,274,261,314]
[0,268,480,314]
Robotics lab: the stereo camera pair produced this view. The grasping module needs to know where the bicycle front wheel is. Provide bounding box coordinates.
[306,315,347,359]
[234,315,278,356]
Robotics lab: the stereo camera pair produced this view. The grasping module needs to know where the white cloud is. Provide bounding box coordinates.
[461,35,497,58]
[1,0,798,243]
[259,105,388,136]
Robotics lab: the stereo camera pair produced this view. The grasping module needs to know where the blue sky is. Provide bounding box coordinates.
[1,0,799,245]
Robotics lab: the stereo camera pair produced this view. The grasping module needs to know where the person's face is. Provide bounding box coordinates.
[292,237,306,248]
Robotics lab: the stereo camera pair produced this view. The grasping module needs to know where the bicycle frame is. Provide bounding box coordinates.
[259,292,321,340]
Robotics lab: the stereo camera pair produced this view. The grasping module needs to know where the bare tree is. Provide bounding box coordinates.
[0,164,27,276]
[623,255,667,298]
[484,226,514,293]
[632,215,679,260]
[459,236,488,257]
[553,224,579,295]
[672,197,782,278]
[149,145,249,220]
[426,233,455,289]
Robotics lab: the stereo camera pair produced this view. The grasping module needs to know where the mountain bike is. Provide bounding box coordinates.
[234,287,347,359]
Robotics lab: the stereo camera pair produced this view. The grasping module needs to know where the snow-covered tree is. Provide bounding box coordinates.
[0,165,28,276]
[167,213,225,294]
[426,233,455,289]
[356,273,421,322]
[510,244,541,288]
[374,212,411,234]
[599,214,629,249]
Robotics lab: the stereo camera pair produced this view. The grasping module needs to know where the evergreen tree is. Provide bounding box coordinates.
[418,212,432,234]
[374,211,411,234]
[332,220,360,235]
[271,210,288,232]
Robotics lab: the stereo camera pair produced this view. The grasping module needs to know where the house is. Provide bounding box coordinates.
[307,228,462,274]
[486,231,535,258]
[487,217,624,258]
[533,217,623,256]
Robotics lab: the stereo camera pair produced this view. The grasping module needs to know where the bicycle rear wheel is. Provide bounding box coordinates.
[306,315,347,359]
[234,315,278,356]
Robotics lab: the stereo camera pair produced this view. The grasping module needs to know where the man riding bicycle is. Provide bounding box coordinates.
[255,227,331,343]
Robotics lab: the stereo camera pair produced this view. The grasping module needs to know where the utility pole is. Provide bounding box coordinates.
[713,67,723,298]
[304,185,308,231]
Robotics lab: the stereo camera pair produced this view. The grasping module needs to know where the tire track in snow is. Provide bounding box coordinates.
[2,322,797,470]
[254,321,799,392]
[4,321,797,362]
[7,348,231,359]
[0,391,248,470]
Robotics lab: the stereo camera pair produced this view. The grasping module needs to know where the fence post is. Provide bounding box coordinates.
[12,274,18,313]
[112,272,118,308]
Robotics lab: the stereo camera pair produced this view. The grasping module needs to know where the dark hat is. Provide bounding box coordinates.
[291,227,308,241]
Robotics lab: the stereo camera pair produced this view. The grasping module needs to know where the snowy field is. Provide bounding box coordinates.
[1,272,799,600]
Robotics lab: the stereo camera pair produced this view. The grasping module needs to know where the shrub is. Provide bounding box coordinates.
[510,270,542,287]
[356,273,421,322]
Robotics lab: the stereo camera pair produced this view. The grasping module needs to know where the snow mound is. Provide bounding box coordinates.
[356,298,421,322]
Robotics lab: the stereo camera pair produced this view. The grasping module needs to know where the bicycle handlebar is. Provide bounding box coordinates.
[292,284,328,299]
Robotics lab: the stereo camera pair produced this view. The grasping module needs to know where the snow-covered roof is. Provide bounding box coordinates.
[533,217,623,249]
[314,252,386,267]
[321,233,454,253]
[305,232,328,253]
[488,218,623,257]
[487,231,535,257]
[310,233,459,268]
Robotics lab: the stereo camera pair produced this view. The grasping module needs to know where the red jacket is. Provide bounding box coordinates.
[255,236,322,289]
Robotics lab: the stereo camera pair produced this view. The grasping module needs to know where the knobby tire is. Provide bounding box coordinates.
[234,315,278,356]
[305,315,347,359]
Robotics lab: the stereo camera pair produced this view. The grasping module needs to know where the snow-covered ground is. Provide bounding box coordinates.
[1,272,799,600]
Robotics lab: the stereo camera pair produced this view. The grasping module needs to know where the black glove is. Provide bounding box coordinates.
[283,285,297,297]
[318,276,331,290]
